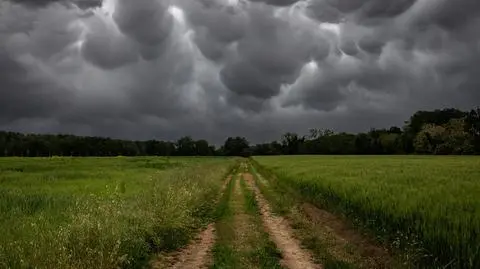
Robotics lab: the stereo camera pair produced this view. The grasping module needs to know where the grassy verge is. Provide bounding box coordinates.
[248,163,358,269]
[0,157,235,269]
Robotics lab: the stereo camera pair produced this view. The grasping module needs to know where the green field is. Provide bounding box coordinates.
[1,156,479,268]
[253,155,480,268]
[0,157,235,268]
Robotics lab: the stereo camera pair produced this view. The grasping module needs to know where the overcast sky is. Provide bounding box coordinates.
[1,0,479,143]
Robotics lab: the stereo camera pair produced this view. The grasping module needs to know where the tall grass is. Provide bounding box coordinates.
[0,157,235,268]
[253,155,480,268]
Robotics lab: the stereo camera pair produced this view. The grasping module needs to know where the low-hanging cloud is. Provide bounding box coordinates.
[0,0,479,143]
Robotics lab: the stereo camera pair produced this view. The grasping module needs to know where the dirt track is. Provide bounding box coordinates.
[151,224,216,269]
[151,163,392,269]
[244,173,321,269]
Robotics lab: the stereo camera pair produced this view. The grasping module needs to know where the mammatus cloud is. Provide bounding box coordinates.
[0,0,479,143]
[8,0,102,9]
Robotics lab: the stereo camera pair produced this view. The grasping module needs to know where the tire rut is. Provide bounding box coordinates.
[244,173,322,269]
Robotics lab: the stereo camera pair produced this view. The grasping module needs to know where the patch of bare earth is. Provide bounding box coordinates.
[150,175,232,269]
[302,203,393,268]
[244,173,322,269]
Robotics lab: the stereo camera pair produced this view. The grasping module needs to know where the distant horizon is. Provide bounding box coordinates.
[0,107,476,146]
[1,106,478,157]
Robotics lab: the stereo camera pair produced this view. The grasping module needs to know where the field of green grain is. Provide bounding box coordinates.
[253,156,480,268]
[0,157,234,269]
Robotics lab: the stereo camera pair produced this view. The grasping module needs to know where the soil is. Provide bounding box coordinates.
[151,224,215,269]
[244,173,322,269]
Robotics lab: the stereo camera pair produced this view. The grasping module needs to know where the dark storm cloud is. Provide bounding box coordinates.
[8,0,101,9]
[283,78,346,112]
[357,35,384,54]
[81,15,139,69]
[221,59,279,99]
[217,3,328,101]
[420,0,480,29]
[113,0,173,60]
[0,0,479,143]
[178,0,247,61]
[249,0,299,7]
[354,0,416,20]
[306,0,416,23]
[0,2,78,123]
[0,51,69,121]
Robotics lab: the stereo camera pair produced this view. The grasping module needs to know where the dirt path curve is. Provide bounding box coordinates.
[151,175,232,269]
[243,173,322,269]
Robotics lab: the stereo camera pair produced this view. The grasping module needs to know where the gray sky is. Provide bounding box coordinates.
[1,0,479,143]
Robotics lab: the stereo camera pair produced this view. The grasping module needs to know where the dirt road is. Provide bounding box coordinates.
[151,161,392,269]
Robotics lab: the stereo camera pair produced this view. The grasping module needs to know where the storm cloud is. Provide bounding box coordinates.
[0,0,479,143]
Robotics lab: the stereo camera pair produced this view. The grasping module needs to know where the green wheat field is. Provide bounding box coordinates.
[253,156,480,268]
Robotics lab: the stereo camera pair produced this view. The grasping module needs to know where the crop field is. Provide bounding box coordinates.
[253,155,480,268]
[0,157,235,268]
[1,156,479,269]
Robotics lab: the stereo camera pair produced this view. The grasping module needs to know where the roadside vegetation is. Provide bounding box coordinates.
[253,155,480,268]
[0,157,235,269]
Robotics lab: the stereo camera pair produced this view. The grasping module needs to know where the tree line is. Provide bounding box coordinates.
[0,107,479,157]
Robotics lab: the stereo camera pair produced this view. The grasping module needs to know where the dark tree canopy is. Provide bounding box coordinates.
[0,107,478,157]
[406,108,467,134]
[223,137,250,157]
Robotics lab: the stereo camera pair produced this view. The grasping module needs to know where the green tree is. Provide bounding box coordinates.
[281,132,306,155]
[176,136,196,156]
[354,133,372,154]
[223,137,250,156]
[465,108,480,153]
[379,133,402,154]
[194,140,212,156]
[414,124,446,154]
[439,118,473,154]
[414,119,472,154]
